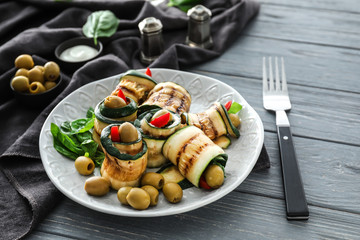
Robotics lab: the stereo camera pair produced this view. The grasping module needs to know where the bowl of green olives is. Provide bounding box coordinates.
[10,54,66,108]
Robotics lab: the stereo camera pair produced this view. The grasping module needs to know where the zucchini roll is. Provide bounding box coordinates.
[141,82,191,115]
[181,102,240,140]
[112,70,157,104]
[162,126,228,188]
[100,123,148,190]
[135,108,182,168]
[93,96,138,145]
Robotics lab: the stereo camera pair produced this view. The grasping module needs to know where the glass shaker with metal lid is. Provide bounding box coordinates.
[185,5,213,49]
[138,17,164,64]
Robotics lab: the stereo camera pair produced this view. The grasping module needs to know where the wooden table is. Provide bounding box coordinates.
[27,0,360,239]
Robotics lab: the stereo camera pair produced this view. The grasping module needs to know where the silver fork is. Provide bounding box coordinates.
[263,57,309,220]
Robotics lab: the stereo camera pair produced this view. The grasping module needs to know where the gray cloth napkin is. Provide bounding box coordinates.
[0,1,267,239]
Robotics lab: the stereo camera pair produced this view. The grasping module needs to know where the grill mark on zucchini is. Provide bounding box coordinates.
[177,97,186,113]
[118,86,137,100]
[164,89,175,107]
[175,132,200,166]
[151,86,164,103]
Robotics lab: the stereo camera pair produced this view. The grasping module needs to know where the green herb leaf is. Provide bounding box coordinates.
[93,150,105,167]
[82,10,120,45]
[52,136,78,160]
[50,107,103,167]
[76,131,93,143]
[86,107,95,119]
[228,102,242,114]
[81,139,98,158]
[168,0,203,12]
[51,123,84,156]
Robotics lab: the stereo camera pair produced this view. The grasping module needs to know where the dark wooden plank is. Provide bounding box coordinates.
[238,131,360,214]
[243,4,360,49]
[260,0,360,13]
[29,192,360,240]
[187,71,360,146]
[193,36,360,93]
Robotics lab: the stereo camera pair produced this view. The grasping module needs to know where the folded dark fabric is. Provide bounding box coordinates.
[0,1,266,239]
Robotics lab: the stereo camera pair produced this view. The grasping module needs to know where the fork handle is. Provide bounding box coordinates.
[277,126,309,220]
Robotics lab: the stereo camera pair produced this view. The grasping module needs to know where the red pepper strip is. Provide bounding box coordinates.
[224,100,232,111]
[145,67,152,77]
[150,112,170,128]
[199,175,211,190]
[110,126,120,142]
[117,88,126,102]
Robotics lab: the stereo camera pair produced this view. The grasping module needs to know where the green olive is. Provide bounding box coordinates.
[14,54,34,69]
[11,76,29,92]
[44,61,60,81]
[75,156,95,175]
[104,95,126,108]
[34,65,45,72]
[44,81,57,90]
[229,113,241,128]
[15,68,29,77]
[84,176,110,196]
[117,186,133,205]
[162,182,183,203]
[126,188,150,210]
[141,185,159,206]
[29,82,46,94]
[119,122,138,143]
[204,164,224,189]
[141,172,164,190]
[28,67,44,84]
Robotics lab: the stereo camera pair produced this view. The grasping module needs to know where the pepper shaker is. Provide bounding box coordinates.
[185,5,213,49]
[138,17,164,64]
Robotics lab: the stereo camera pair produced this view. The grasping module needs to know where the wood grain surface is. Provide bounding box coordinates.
[27,0,360,239]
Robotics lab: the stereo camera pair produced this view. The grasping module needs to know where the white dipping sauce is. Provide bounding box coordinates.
[59,45,99,62]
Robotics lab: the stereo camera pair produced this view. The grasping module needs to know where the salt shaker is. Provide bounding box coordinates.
[185,5,213,49]
[138,17,164,64]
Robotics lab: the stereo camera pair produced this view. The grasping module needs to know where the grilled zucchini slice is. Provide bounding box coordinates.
[162,126,228,187]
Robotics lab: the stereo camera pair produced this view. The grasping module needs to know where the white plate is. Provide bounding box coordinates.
[39,68,264,217]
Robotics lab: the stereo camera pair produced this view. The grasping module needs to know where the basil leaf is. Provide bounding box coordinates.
[228,102,242,114]
[168,0,202,12]
[82,10,120,45]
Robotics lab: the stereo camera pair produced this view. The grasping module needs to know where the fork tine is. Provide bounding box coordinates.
[275,57,281,91]
[268,57,274,91]
[281,57,288,92]
[262,57,268,91]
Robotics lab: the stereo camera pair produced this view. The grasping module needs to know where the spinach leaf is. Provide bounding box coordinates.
[168,0,202,12]
[86,107,95,119]
[52,137,78,160]
[81,139,98,158]
[60,121,72,134]
[76,131,93,143]
[51,123,84,156]
[70,118,94,134]
[82,10,120,45]
[51,107,104,168]
[92,150,105,167]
